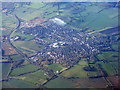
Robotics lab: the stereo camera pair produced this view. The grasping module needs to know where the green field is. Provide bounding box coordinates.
[61,60,100,78]
[97,61,118,76]
[67,4,118,33]
[2,79,38,88]
[10,55,23,61]
[25,2,45,9]
[2,63,12,79]
[2,14,17,28]
[47,64,65,73]
[45,77,73,88]
[97,51,118,61]
[70,78,108,88]
[12,3,57,21]
[10,64,40,76]
[23,70,49,84]
[11,32,34,40]
[13,41,41,55]
[12,6,39,21]
[112,42,119,51]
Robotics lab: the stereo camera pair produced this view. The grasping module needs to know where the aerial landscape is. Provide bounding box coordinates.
[1,1,120,88]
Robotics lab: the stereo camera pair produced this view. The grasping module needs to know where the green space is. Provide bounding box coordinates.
[12,3,57,21]
[71,78,108,88]
[67,5,118,33]
[23,70,49,85]
[45,77,73,88]
[61,60,100,78]
[12,6,40,21]
[97,51,118,61]
[2,14,17,28]
[26,2,45,9]
[2,79,38,88]
[13,41,41,55]
[1,2,119,88]
[47,64,65,73]
[10,64,40,76]
[10,55,23,61]
[112,42,119,51]
[10,32,34,40]
[2,63,12,79]
[97,61,118,76]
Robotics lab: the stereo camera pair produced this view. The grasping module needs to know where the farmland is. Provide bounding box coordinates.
[1,2,119,88]
[45,77,73,88]
[13,41,41,55]
[10,64,40,76]
[2,79,38,88]
[61,60,100,78]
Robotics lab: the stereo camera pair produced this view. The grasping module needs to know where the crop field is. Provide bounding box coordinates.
[10,64,40,76]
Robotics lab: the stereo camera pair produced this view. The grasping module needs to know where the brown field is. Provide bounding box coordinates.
[2,40,17,55]
[107,76,119,88]
[68,78,108,88]
[21,18,47,28]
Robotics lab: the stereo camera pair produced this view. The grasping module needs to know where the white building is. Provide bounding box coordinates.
[50,18,66,26]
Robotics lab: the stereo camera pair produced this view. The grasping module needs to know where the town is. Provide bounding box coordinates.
[10,17,115,68]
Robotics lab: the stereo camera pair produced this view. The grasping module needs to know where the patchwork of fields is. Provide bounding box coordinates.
[1,2,119,88]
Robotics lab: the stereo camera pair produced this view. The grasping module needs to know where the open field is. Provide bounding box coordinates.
[2,63,12,79]
[2,2,119,88]
[13,41,41,55]
[97,61,118,76]
[45,77,73,88]
[2,79,38,88]
[66,4,118,33]
[12,6,39,21]
[23,70,49,85]
[112,42,119,51]
[10,64,40,76]
[47,64,65,73]
[10,32,34,40]
[12,3,57,21]
[2,41,17,55]
[68,78,108,88]
[2,14,17,29]
[97,51,118,61]
[61,60,100,78]
[10,54,23,61]
[25,2,45,9]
